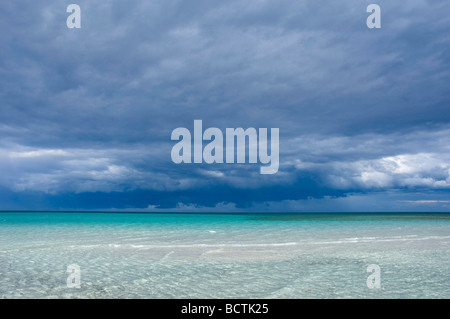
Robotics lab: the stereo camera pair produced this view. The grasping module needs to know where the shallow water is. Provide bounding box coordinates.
[0,212,449,298]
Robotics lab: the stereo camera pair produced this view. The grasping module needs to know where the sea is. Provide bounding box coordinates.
[0,212,449,298]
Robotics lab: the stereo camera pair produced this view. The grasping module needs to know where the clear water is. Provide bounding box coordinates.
[0,212,449,298]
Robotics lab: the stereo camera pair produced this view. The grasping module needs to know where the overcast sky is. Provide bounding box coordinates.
[1,0,449,211]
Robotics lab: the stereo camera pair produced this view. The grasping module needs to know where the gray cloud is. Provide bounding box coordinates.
[0,0,449,210]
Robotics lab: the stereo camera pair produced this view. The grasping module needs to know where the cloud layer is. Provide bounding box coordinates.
[0,0,449,211]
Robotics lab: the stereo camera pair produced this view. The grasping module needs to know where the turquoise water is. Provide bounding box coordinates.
[0,212,449,298]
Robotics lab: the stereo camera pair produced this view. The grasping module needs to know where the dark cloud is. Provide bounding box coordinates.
[0,0,449,211]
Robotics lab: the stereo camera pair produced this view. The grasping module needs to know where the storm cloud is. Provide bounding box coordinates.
[0,0,449,211]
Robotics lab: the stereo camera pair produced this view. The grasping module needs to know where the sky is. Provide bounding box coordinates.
[0,0,450,212]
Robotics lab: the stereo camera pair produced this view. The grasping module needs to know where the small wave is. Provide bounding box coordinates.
[68,242,298,249]
[313,235,450,245]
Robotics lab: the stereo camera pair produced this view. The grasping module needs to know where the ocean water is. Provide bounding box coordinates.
[0,212,449,299]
